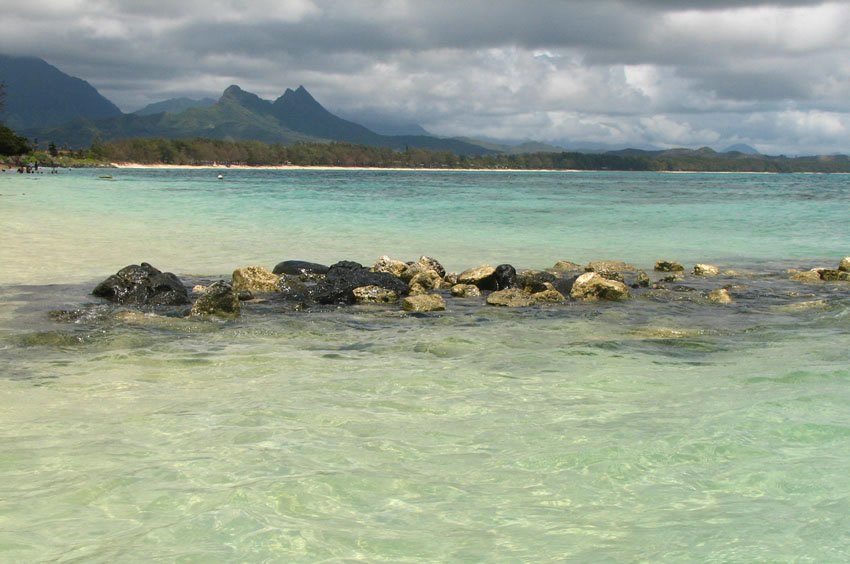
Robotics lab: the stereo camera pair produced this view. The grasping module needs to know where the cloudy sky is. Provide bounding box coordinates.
[2,0,849,154]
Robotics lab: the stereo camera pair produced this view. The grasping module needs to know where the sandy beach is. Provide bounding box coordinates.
[108,162,580,173]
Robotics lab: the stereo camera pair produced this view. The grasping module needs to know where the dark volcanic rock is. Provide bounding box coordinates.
[492,264,517,290]
[277,275,310,301]
[272,260,329,279]
[311,261,408,304]
[92,263,189,306]
[469,263,517,291]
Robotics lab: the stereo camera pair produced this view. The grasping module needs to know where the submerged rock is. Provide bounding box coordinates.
[570,272,631,301]
[486,288,535,307]
[659,272,685,283]
[789,269,824,283]
[631,271,651,288]
[402,293,445,312]
[707,288,733,304]
[92,263,189,306]
[819,269,850,281]
[694,263,720,276]
[655,260,685,272]
[190,281,240,318]
[353,285,399,303]
[773,299,829,313]
[312,261,408,304]
[272,260,329,280]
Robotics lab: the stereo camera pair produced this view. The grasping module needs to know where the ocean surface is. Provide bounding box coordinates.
[1,168,849,562]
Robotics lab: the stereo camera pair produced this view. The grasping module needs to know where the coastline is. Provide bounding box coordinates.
[107,162,786,174]
[109,162,582,173]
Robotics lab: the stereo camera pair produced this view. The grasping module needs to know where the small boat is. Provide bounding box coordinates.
[97,175,113,180]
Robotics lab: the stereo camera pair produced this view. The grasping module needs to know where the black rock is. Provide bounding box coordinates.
[277,275,310,301]
[272,260,329,278]
[92,263,189,306]
[312,261,409,304]
[492,264,517,291]
[472,263,517,291]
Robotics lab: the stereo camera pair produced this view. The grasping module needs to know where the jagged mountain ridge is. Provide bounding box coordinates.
[24,81,495,155]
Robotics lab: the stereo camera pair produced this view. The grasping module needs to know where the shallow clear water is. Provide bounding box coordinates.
[1,169,849,561]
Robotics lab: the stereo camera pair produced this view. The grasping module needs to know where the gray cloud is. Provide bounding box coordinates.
[1,0,849,153]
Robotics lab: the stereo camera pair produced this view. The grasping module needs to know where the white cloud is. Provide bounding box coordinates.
[1,0,850,153]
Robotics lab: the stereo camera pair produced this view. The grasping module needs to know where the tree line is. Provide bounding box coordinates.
[90,137,850,172]
[6,131,850,172]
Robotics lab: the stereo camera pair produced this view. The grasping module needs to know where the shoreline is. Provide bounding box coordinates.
[109,162,583,173]
[107,162,794,174]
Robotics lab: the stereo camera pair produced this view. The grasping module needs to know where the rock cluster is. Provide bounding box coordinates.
[91,254,849,319]
[92,263,189,306]
[788,257,850,283]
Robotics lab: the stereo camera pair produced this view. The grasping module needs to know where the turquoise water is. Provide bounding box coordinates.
[1,169,849,561]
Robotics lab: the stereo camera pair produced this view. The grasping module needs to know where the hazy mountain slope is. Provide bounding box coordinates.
[0,54,121,129]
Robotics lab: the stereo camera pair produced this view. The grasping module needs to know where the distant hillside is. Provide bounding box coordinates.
[336,111,431,136]
[28,83,493,155]
[722,143,759,155]
[454,137,566,154]
[0,54,121,129]
[133,97,216,116]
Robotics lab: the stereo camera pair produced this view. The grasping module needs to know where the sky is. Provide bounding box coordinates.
[1,0,849,154]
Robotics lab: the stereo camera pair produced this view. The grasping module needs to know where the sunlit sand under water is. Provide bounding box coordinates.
[1,169,849,561]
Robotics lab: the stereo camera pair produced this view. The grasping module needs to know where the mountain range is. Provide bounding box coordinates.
[1,54,763,157]
[0,54,494,155]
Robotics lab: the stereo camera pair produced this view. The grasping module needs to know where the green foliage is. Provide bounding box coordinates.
[0,123,30,155]
[87,137,850,173]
